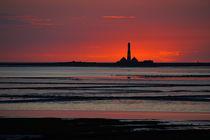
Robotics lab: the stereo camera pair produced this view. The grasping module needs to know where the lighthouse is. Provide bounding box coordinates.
[127,42,131,61]
[118,42,139,63]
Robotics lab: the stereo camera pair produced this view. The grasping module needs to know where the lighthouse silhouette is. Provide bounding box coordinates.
[127,42,131,61]
[118,42,138,63]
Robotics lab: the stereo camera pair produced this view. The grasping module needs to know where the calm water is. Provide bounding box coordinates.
[0,66,210,112]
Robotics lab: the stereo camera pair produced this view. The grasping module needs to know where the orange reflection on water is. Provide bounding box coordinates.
[0,110,210,120]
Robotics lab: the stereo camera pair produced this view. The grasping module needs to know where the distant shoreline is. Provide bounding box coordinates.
[0,62,210,67]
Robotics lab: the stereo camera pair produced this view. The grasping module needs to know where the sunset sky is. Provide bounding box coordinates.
[0,0,210,62]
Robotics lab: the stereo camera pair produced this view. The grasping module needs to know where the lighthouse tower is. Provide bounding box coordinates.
[127,42,131,62]
[118,42,138,64]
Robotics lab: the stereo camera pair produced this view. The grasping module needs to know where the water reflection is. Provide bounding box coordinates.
[0,66,210,113]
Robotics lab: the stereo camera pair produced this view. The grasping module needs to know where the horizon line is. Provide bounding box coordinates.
[0,61,210,63]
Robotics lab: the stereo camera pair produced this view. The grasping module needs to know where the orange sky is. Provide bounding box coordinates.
[0,0,210,62]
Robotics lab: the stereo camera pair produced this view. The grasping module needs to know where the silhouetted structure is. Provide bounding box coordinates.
[142,60,154,64]
[131,57,138,63]
[118,42,139,64]
[119,57,127,63]
[1,41,210,67]
[127,42,131,61]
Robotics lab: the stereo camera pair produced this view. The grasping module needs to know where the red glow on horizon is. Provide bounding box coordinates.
[1,40,209,63]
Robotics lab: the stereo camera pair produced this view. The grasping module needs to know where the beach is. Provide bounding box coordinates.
[0,66,210,139]
[1,110,210,139]
[1,110,210,120]
[0,117,210,140]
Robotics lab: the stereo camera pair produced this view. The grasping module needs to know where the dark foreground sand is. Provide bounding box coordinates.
[0,118,210,140]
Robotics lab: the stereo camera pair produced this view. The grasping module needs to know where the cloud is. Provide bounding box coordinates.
[0,15,56,27]
[102,16,136,19]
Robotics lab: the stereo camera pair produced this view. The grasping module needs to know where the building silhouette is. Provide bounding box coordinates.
[118,42,139,64]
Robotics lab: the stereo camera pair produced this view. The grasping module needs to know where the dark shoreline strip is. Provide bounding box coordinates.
[0,95,210,103]
[1,75,210,79]
[1,83,210,90]
[0,82,210,87]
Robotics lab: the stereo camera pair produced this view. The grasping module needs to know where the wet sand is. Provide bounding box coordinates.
[1,111,210,139]
[1,110,210,120]
[0,118,210,140]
